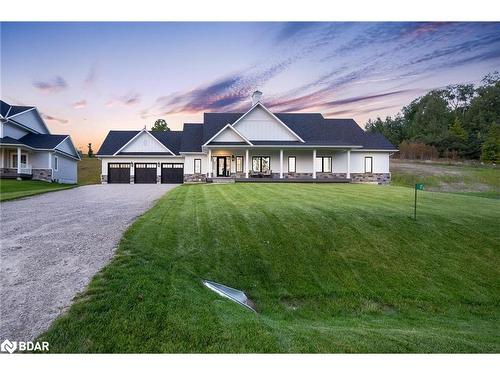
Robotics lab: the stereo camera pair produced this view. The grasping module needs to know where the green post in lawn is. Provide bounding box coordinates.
[414,183,424,220]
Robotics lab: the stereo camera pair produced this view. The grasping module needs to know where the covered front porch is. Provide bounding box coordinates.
[0,146,34,179]
[205,147,354,182]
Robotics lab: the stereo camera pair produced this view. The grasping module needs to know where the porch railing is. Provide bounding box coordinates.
[19,165,32,174]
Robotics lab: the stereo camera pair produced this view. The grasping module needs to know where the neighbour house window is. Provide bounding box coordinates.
[194,159,201,174]
[316,156,332,173]
[365,156,373,173]
[11,154,27,168]
[236,156,243,173]
[252,156,270,172]
[54,156,58,171]
[288,156,296,173]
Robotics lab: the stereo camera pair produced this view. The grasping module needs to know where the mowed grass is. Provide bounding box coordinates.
[0,179,74,202]
[78,155,101,185]
[39,184,500,353]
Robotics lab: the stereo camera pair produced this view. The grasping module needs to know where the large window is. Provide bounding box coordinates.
[236,156,243,173]
[194,158,201,174]
[316,156,332,173]
[252,156,270,172]
[364,156,373,173]
[288,156,296,173]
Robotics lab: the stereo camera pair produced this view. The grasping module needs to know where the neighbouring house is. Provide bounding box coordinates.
[0,100,80,184]
[97,91,397,184]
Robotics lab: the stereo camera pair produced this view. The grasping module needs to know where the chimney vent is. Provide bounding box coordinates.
[251,90,263,106]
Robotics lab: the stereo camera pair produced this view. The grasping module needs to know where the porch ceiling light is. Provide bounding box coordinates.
[202,280,257,312]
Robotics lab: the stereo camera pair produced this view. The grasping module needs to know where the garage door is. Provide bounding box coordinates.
[108,163,130,184]
[161,163,184,183]
[134,163,157,184]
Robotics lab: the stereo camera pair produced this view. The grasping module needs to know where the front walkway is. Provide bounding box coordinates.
[0,184,177,342]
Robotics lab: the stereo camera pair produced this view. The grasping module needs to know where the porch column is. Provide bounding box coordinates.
[279,149,283,179]
[157,163,161,184]
[312,149,317,179]
[245,149,249,178]
[48,152,52,169]
[17,147,21,174]
[208,149,212,178]
[347,150,351,179]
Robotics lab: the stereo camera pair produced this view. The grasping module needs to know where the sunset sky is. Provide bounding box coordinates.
[1,22,500,150]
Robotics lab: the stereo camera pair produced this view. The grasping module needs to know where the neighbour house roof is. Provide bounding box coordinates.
[0,100,35,118]
[98,106,397,155]
[19,134,68,149]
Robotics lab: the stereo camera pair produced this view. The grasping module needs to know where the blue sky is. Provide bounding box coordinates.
[1,22,499,149]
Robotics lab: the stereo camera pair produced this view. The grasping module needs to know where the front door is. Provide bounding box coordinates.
[216,157,227,177]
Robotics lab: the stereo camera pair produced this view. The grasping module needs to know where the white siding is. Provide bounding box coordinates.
[233,106,298,141]
[350,152,390,173]
[184,154,208,174]
[9,110,48,134]
[211,127,246,143]
[120,132,171,153]
[55,137,79,158]
[52,153,78,184]
[3,122,29,139]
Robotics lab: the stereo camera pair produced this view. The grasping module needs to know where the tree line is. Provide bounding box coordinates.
[365,72,500,162]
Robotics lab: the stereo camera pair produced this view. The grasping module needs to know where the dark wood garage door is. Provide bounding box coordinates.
[108,163,131,184]
[134,163,157,184]
[161,163,184,183]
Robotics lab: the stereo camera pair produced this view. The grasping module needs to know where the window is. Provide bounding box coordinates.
[194,159,201,174]
[11,154,27,168]
[364,156,373,173]
[288,156,296,173]
[316,156,332,173]
[236,156,243,173]
[54,156,58,171]
[252,156,270,172]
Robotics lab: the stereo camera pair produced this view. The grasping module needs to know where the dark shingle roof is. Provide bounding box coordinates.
[180,124,204,152]
[99,108,396,154]
[97,130,184,155]
[19,134,67,148]
[0,136,24,145]
[0,100,35,117]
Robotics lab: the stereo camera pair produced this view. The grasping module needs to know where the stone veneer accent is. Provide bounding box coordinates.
[32,168,52,182]
[184,173,207,182]
[351,173,391,184]
[231,172,246,179]
[316,172,347,179]
[284,172,313,179]
[101,174,108,183]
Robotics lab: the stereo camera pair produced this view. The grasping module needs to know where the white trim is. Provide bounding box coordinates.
[231,102,305,143]
[204,144,362,149]
[96,154,181,158]
[312,149,316,179]
[9,107,52,135]
[279,149,283,179]
[351,149,398,152]
[7,107,35,119]
[202,123,253,147]
[347,150,351,179]
[179,152,206,155]
[113,129,175,156]
[5,106,12,117]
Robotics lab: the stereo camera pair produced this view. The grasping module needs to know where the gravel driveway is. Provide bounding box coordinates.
[0,184,177,342]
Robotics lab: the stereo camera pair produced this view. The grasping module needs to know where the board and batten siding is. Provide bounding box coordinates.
[120,132,171,153]
[184,154,208,174]
[211,128,246,143]
[55,137,79,158]
[233,106,298,141]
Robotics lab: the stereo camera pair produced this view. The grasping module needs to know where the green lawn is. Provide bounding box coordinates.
[0,179,75,202]
[39,184,500,353]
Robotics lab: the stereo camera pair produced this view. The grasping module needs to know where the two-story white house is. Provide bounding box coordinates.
[97,91,397,184]
[0,100,80,184]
